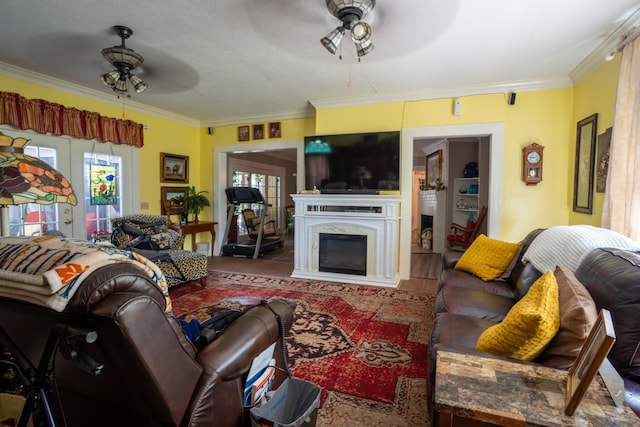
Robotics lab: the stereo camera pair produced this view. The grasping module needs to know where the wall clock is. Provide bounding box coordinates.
[522,143,544,185]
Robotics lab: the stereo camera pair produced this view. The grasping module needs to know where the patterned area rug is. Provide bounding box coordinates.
[170,271,435,427]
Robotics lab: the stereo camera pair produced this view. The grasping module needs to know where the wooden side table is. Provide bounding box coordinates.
[169,221,217,256]
[434,350,638,426]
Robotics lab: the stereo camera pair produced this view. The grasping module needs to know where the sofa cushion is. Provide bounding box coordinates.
[431,312,498,350]
[435,285,513,322]
[436,269,515,298]
[575,248,640,379]
[476,270,560,361]
[537,266,598,368]
[454,235,521,281]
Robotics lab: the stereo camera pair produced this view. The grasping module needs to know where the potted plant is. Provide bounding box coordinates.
[173,186,210,223]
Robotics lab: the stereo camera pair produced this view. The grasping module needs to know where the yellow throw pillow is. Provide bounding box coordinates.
[454,234,521,281]
[476,270,560,361]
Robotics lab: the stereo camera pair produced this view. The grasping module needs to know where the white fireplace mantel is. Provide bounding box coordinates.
[291,194,401,287]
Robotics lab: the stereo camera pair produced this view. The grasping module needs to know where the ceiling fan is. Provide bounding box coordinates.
[321,0,375,58]
[100,25,148,96]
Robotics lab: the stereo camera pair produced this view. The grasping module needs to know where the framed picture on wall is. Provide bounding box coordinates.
[425,150,443,187]
[253,124,264,140]
[238,125,250,141]
[596,127,612,193]
[161,186,188,215]
[573,113,598,214]
[161,153,189,183]
[269,122,281,138]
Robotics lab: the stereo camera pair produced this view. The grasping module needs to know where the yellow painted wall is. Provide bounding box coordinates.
[313,89,574,242]
[198,117,315,199]
[0,75,201,219]
[2,54,621,245]
[570,56,620,226]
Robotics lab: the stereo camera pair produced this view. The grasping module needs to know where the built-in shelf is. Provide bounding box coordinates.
[453,177,480,224]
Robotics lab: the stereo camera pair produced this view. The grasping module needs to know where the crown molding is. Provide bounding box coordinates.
[0,61,200,127]
[309,77,573,110]
[206,105,315,127]
[570,6,640,84]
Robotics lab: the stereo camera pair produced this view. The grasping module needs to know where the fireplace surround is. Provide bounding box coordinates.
[291,194,401,287]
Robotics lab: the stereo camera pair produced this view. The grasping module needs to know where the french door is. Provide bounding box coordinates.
[1,127,139,239]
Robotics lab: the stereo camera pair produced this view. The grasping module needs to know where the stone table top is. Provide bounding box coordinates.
[435,350,638,426]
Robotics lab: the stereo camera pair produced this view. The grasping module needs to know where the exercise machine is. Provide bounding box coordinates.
[221,187,284,259]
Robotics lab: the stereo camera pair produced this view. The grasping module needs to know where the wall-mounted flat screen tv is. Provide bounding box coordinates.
[304,131,400,194]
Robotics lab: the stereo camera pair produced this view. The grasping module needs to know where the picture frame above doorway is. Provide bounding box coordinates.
[238,125,250,142]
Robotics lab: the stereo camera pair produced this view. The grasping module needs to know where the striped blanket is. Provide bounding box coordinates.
[522,225,640,274]
[0,236,170,312]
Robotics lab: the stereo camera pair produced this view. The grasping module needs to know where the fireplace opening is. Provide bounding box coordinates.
[319,233,367,276]
[421,215,433,232]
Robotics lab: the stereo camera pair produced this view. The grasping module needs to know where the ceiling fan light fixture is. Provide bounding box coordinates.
[113,78,128,94]
[321,28,345,54]
[101,46,144,70]
[129,75,148,93]
[321,0,375,58]
[351,21,371,43]
[355,40,374,57]
[100,70,120,87]
[100,25,148,96]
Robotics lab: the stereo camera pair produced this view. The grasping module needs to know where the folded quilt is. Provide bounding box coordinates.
[522,225,640,273]
[0,236,170,312]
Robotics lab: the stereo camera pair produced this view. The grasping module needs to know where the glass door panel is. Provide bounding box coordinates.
[83,152,123,240]
[6,140,73,237]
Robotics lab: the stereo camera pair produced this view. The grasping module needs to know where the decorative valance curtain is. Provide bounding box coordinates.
[0,91,144,147]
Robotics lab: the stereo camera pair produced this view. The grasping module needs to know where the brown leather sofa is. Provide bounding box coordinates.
[0,263,294,427]
[429,229,640,419]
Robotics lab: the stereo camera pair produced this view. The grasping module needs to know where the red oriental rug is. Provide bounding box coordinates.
[170,270,434,427]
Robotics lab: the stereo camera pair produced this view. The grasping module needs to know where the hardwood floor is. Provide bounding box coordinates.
[208,238,439,295]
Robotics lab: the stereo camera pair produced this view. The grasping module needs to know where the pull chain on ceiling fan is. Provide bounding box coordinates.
[100,25,148,96]
[321,0,375,59]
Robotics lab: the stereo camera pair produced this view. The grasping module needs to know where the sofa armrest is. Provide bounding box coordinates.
[442,250,463,270]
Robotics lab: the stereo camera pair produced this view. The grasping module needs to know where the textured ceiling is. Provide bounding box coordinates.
[0,0,638,126]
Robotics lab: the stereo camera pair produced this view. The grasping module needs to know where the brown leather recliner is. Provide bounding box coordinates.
[0,263,294,427]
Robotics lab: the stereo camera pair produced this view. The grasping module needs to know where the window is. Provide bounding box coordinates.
[84,152,123,240]
[231,169,282,236]
[8,145,59,236]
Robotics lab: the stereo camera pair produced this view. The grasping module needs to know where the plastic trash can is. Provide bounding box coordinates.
[250,378,320,427]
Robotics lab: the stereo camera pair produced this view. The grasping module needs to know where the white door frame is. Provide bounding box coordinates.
[400,123,504,280]
[213,140,304,255]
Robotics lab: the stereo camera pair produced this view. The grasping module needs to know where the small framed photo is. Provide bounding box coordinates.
[161,186,188,215]
[269,122,281,138]
[253,124,265,140]
[425,150,443,188]
[238,125,250,142]
[565,309,616,415]
[161,153,189,183]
